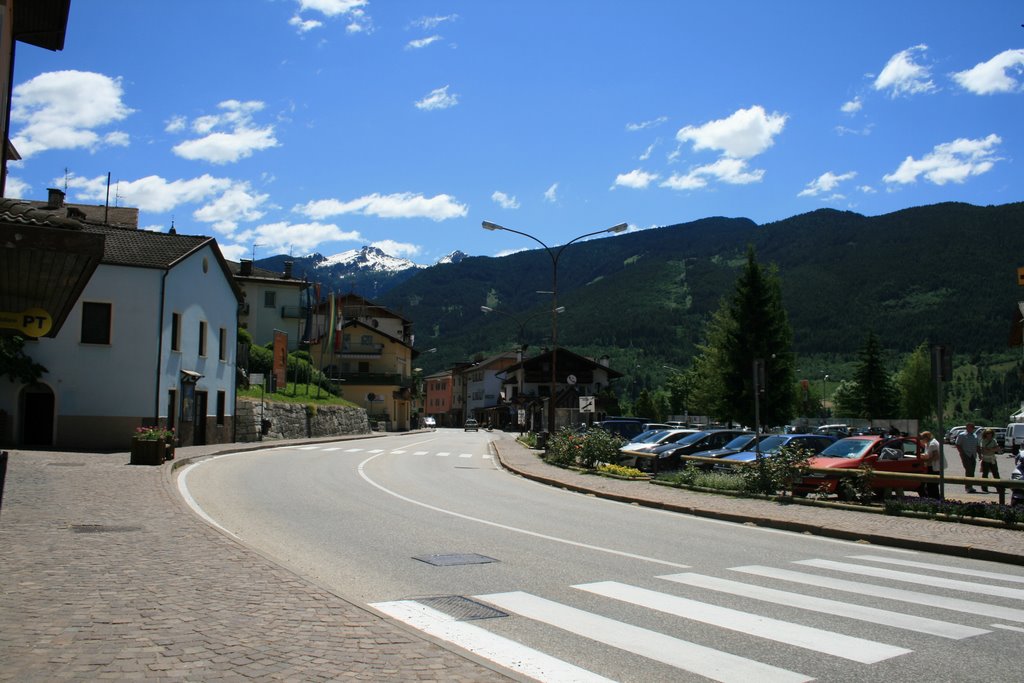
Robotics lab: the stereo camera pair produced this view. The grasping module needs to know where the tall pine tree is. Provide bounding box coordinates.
[848,330,900,419]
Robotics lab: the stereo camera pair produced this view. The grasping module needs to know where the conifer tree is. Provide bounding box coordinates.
[848,330,900,419]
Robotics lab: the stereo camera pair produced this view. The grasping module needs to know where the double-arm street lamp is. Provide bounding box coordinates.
[481,305,564,421]
[482,220,629,435]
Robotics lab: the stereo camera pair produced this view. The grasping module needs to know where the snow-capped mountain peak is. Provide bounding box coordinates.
[436,250,468,265]
[316,245,422,273]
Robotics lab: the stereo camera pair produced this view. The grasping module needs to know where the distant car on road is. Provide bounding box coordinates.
[464,419,479,432]
[423,416,436,429]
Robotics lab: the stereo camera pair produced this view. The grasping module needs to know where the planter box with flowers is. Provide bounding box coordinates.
[130,426,175,466]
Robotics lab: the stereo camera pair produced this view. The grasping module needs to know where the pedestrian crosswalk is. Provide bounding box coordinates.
[272,444,494,461]
[371,554,1024,682]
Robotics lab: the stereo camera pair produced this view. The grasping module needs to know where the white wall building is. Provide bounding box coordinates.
[0,210,241,451]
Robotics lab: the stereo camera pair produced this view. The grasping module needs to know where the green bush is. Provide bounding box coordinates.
[545,427,625,469]
[738,445,813,496]
[656,464,745,492]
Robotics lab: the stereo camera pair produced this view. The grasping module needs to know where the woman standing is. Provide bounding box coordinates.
[978,428,1001,493]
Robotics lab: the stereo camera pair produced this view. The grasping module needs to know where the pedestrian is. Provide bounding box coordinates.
[955,422,980,493]
[978,427,1001,493]
[919,430,943,498]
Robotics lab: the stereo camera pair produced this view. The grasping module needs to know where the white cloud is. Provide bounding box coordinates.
[297,0,366,17]
[840,97,863,113]
[415,85,459,110]
[494,247,527,257]
[406,35,441,50]
[63,173,234,213]
[858,185,877,194]
[491,191,520,209]
[165,115,187,133]
[952,49,1024,95]
[345,8,373,34]
[883,134,1002,185]
[295,192,468,221]
[543,182,559,203]
[171,100,278,164]
[626,116,667,131]
[412,15,458,30]
[371,239,421,258]
[4,176,30,199]
[798,171,857,197]
[639,142,656,161]
[874,45,935,97]
[192,183,271,235]
[218,243,250,261]
[10,70,133,158]
[612,169,659,189]
[289,15,323,33]
[235,220,363,254]
[675,105,787,159]
[660,158,764,190]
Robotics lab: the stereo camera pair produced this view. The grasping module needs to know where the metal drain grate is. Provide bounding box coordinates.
[70,524,142,534]
[418,595,508,621]
[413,552,498,567]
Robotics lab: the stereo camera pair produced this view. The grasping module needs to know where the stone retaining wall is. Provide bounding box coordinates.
[236,398,370,442]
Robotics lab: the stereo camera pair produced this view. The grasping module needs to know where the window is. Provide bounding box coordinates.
[80,302,112,344]
[264,291,276,308]
[360,334,373,345]
[171,313,181,352]
[219,327,227,361]
[198,321,207,357]
[216,390,225,426]
[358,361,369,373]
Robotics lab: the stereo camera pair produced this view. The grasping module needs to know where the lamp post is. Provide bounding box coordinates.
[482,220,628,435]
[480,305,564,408]
[821,373,829,418]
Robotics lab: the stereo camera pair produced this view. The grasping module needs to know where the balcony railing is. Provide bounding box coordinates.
[328,372,412,387]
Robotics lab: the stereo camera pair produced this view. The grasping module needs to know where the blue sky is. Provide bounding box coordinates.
[9,1,1023,264]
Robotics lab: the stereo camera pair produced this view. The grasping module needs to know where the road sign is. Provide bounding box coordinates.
[0,308,52,337]
[579,396,595,413]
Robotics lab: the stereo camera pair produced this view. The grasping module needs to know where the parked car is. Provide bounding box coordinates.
[423,416,436,429]
[715,434,836,471]
[689,433,759,461]
[638,429,750,472]
[793,435,928,498]
[621,429,697,467]
[993,427,1006,451]
[464,418,479,432]
[815,424,850,438]
[1007,423,1024,453]
[619,429,671,453]
[594,418,649,440]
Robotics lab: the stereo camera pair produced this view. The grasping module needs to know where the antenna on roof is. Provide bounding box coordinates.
[251,243,264,262]
[104,172,111,225]
[114,181,123,208]
[64,168,70,193]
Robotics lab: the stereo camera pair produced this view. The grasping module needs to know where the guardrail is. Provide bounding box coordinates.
[621,449,1024,504]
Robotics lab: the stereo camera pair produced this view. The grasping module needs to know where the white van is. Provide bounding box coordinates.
[1006,423,1024,453]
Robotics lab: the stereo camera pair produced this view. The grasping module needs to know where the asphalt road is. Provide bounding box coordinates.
[182,429,1024,682]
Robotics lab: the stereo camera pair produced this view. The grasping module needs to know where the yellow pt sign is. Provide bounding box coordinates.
[0,308,53,337]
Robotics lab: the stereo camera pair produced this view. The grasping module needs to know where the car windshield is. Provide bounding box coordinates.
[723,434,755,450]
[755,435,789,454]
[674,431,711,446]
[818,438,873,459]
[634,429,668,443]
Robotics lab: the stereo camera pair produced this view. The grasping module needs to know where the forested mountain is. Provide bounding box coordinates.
[376,201,1024,383]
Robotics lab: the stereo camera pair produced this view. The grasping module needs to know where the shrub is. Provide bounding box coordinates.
[545,427,625,469]
[598,463,645,478]
[738,445,813,496]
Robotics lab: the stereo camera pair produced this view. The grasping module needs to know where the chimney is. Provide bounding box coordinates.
[283,261,293,279]
[47,188,65,209]
[240,259,253,276]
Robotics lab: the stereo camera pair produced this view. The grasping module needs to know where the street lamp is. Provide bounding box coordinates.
[822,373,830,418]
[482,220,628,434]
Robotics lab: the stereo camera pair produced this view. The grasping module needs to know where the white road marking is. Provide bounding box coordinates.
[437,452,451,457]
[734,565,1024,622]
[992,623,1024,633]
[659,572,988,639]
[796,559,1024,600]
[848,555,1024,584]
[177,457,240,538]
[357,454,692,569]
[459,453,474,458]
[391,450,407,454]
[370,600,615,683]
[414,451,429,455]
[344,448,364,452]
[476,591,811,683]
[575,581,909,663]
[298,446,320,450]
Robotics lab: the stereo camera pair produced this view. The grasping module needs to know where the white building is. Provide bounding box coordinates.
[0,199,241,451]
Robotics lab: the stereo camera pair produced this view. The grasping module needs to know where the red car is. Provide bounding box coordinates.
[794,435,929,498]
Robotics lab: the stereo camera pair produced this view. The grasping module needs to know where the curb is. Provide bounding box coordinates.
[490,441,1024,566]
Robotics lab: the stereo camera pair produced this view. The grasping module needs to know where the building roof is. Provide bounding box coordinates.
[502,347,624,379]
[226,260,307,288]
[14,0,71,51]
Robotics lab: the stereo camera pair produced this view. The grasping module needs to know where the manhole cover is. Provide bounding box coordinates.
[413,553,498,567]
[418,596,508,621]
[70,524,142,534]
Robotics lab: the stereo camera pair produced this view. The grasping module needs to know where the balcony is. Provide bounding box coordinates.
[339,342,385,358]
[328,372,412,387]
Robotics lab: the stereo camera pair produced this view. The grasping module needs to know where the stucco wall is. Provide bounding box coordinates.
[236,398,370,442]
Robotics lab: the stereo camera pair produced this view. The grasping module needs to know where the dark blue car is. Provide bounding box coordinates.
[714,434,836,471]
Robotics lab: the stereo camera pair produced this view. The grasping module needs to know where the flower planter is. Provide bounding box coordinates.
[130,437,165,466]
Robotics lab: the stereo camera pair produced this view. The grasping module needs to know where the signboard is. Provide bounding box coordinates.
[273,330,288,391]
[0,308,52,337]
[579,396,596,413]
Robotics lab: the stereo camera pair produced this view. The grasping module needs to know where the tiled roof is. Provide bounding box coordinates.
[0,197,87,231]
[81,223,210,268]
